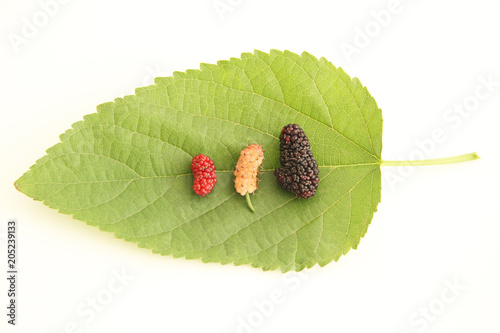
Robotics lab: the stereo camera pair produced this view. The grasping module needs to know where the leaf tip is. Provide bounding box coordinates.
[13,173,27,194]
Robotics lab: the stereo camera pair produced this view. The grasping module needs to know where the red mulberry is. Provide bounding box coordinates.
[191,154,217,197]
[274,124,319,199]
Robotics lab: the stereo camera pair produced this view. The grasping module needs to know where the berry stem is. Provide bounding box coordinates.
[245,193,255,213]
[381,152,479,167]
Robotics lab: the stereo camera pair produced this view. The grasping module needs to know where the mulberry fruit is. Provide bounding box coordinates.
[234,144,264,211]
[191,154,217,197]
[274,124,320,199]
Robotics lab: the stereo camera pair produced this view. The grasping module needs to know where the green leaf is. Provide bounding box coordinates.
[15,50,384,272]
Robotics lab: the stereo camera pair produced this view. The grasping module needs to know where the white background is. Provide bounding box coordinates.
[1,0,499,332]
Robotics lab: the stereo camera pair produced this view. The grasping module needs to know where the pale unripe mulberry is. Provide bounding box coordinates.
[234,144,264,196]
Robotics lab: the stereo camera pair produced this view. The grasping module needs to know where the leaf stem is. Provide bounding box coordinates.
[381,152,479,167]
[245,193,255,213]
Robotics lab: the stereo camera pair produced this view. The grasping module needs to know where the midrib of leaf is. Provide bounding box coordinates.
[36,167,334,229]
[23,164,381,187]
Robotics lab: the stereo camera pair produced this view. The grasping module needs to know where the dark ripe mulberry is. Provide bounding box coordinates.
[191,154,217,197]
[274,124,319,199]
